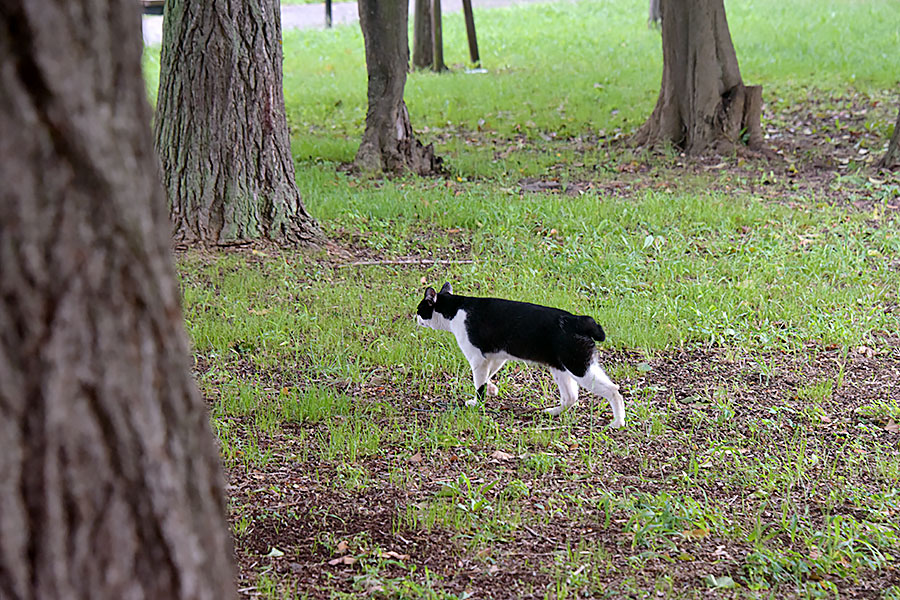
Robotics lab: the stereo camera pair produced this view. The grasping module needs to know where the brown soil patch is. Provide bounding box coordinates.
[214,342,900,598]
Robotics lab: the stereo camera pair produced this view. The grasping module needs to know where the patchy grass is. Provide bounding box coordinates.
[140,0,900,597]
[181,179,900,599]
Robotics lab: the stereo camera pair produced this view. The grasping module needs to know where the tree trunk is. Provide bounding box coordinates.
[355,0,443,175]
[154,0,323,247]
[633,0,764,155]
[431,0,447,73]
[0,2,236,599]
[648,0,661,26]
[412,0,433,69]
[876,104,900,170]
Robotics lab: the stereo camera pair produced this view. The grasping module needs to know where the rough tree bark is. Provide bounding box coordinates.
[633,0,764,155]
[154,0,322,247]
[355,0,443,175]
[0,2,236,599]
[876,104,900,170]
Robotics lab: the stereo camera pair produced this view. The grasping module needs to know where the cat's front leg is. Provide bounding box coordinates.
[466,385,485,407]
[468,381,497,405]
[484,358,505,397]
[468,358,493,406]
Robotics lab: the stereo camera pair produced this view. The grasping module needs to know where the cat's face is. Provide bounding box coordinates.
[416,283,452,328]
[416,287,437,327]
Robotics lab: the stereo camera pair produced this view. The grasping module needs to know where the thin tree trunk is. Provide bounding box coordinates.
[876,104,900,169]
[431,0,447,72]
[633,0,764,155]
[0,2,236,599]
[355,0,443,175]
[649,0,661,26]
[154,0,322,247]
[412,0,434,69]
[462,0,480,65]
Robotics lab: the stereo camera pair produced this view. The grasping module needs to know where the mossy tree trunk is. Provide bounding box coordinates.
[154,0,322,247]
[0,1,236,598]
[876,104,900,169]
[355,0,442,175]
[633,0,764,155]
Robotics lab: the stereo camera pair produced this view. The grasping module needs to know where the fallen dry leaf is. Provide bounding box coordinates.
[712,546,731,559]
[491,450,514,461]
[885,420,899,433]
[380,551,410,560]
[682,528,709,539]
[328,556,357,566]
[408,452,423,464]
[335,540,349,555]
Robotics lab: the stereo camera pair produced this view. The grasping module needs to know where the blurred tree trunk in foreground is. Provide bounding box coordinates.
[0,2,237,598]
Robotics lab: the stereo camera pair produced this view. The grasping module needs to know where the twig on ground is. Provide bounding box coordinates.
[338,258,474,268]
[523,524,558,545]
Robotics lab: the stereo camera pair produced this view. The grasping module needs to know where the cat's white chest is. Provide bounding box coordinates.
[447,310,484,364]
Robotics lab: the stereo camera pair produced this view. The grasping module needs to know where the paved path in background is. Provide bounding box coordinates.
[142,0,553,46]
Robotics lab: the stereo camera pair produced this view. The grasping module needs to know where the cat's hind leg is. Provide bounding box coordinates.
[545,369,580,416]
[575,361,625,427]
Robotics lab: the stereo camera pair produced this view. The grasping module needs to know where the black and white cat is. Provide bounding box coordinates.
[416,282,625,427]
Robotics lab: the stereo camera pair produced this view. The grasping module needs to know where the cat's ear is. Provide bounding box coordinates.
[423,287,437,305]
[439,282,453,295]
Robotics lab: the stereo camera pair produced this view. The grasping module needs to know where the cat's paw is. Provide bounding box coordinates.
[465,398,478,407]
[544,405,564,417]
[486,382,499,397]
[609,418,626,429]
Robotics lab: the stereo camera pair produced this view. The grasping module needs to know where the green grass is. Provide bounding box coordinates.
[269,0,900,169]
[142,0,900,597]
[180,189,899,358]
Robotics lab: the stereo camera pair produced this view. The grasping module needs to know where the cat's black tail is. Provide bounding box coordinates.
[568,315,606,342]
